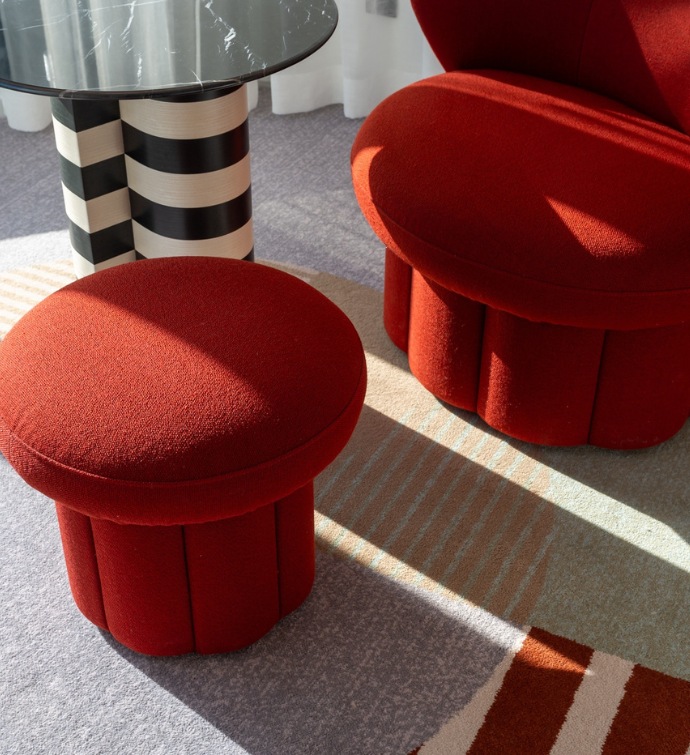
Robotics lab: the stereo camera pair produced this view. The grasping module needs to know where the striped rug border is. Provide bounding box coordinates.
[413,626,690,754]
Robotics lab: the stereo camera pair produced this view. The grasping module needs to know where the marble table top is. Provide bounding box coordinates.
[0,0,338,98]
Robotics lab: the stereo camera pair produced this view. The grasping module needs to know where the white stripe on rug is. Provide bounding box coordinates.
[551,650,634,754]
[419,631,528,754]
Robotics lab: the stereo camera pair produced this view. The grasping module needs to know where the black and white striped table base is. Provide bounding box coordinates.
[51,98,135,275]
[51,86,253,277]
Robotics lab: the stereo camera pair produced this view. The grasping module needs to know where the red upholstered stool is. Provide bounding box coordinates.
[0,258,366,655]
[352,69,690,449]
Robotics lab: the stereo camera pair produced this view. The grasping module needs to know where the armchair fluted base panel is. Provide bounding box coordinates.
[385,250,690,449]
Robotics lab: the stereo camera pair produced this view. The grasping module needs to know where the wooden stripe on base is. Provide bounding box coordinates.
[68,219,135,267]
[118,87,248,140]
[52,85,253,275]
[62,185,131,234]
[124,154,251,208]
[58,154,129,201]
[72,249,137,278]
[120,85,253,262]
[128,188,251,241]
[132,219,254,260]
[52,118,126,168]
[120,122,249,175]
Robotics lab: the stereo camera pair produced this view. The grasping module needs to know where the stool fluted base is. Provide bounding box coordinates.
[56,483,315,656]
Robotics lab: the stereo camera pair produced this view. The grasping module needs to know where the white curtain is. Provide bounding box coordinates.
[270,0,442,118]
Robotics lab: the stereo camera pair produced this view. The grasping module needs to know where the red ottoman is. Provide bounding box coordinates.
[0,257,366,655]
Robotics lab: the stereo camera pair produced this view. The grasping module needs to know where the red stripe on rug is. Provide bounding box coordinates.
[468,627,593,754]
[602,664,690,754]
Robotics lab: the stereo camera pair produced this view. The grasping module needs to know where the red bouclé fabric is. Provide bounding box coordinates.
[410,0,690,133]
[383,247,412,352]
[0,257,367,524]
[407,270,484,412]
[352,70,690,331]
[183,504,281,655]
[55,504,108,630]
[0,258,366,654]
[56,484,319,656]
[351,0,690,447]
[383,255,690,448]
[477,309,606,446]
[91,516,196,655]
[274,482,317,617]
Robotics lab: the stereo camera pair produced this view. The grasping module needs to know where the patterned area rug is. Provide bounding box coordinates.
[1,259,689,754]
[411,626,690,754]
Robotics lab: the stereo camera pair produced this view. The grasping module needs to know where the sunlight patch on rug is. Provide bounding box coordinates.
[541,475,689,572]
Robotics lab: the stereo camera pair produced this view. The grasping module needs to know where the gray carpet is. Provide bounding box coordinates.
[1,88,689,754]
[1,89,488,755]
[2,454,517,754]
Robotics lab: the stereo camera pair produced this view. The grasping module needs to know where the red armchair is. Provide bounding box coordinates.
[352,0,690,448]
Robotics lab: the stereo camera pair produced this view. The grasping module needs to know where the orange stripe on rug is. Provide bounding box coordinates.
[417,631,526,754]
[467,627,592,754]
[602,664,690,754]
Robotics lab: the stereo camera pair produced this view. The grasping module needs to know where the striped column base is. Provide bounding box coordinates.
[51,86,253,277]
[55,482,315,656]
[52,98,136,277]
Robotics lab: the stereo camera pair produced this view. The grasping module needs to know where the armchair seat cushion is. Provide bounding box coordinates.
[352,70,690,330]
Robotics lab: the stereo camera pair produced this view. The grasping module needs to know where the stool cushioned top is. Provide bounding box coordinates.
[352,70,690,330]
[0,258,366,525]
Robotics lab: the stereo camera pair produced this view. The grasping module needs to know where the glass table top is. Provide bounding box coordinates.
[0,0,338,99]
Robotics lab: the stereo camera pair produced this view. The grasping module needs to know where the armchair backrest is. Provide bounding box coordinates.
[411,0,690,134]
